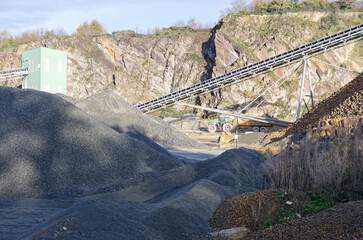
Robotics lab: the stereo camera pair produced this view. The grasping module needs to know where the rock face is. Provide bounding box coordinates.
[0,12,362,121]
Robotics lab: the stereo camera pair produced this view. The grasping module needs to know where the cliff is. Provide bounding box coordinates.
[0,11,362,121]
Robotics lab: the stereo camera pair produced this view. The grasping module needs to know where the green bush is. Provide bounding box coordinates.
[319,12,339,30]
[335,0,356,9]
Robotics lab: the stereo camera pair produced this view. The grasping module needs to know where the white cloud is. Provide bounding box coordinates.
[0,0,235,35]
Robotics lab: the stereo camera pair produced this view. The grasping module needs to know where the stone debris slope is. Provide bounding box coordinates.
[281,72,363,138]
[0,87,182,198]
[75,90,206,149]
[22,148,265,239]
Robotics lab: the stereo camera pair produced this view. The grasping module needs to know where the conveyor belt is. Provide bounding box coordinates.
[0,67,28,80]
[136,24,363,113]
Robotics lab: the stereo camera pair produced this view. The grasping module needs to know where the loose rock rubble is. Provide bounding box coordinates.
[279,72,363,139]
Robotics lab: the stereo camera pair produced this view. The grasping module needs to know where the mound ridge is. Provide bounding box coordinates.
[74,90,205,149]
[0,87,181,198]
[21,148,265,239]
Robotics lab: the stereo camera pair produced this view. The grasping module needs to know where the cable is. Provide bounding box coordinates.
[240,61,303,113]
[309,58,361,74]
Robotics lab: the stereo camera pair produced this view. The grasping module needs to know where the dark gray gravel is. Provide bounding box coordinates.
[74,90,206,149]
[0,198,76,239]
[0,87,182,198]
[20,148,265,240]
[0,87,266,239]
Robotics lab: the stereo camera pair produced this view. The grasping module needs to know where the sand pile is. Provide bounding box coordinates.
[75,90,205,149]
[0,87,182,198]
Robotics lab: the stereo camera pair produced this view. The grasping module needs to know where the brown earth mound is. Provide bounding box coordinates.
[209,189,315,232]
[247,200,363,240]
[209,189,363,239]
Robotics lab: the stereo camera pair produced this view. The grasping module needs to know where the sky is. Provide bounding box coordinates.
[0,0,236,36]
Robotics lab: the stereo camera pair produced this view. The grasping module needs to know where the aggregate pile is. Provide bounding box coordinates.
[75,90,205,149]
[21,148,265,239]
[280,72,363,138]
[0,86,182,198]
[0,87,266,239]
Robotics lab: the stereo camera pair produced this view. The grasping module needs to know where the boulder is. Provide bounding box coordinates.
[219,135,236,143]
[211,227,250,240]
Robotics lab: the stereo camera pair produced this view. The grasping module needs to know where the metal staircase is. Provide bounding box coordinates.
[136,24,363,113]
[0,67,28,81]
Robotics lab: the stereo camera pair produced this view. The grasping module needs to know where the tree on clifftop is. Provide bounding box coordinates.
[220,0,249,17]
[335,0,356,9]
[76,20,107,36]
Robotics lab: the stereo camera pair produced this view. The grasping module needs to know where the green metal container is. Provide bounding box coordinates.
[22,47,67,94]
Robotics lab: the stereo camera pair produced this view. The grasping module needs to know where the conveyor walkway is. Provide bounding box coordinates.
[0,67,28,81]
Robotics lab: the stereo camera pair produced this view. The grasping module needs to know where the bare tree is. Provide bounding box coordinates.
[231,0,249,12]
[0,30,10,43]
[220,0,249,17]
[175,20,186,27]
[187,18,203,29]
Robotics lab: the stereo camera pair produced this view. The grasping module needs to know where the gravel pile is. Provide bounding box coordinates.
[106,148,264,203]
[0,86,267,239]
[19,148,265,239]
[279,72,363,139]
[0,87,182,198]
[75,90,205,149]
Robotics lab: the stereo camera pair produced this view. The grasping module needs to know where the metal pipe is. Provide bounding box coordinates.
[175,102,291,127]
[297,58,307,120]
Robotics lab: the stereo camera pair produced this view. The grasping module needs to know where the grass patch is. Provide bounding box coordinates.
[264,123,363,204]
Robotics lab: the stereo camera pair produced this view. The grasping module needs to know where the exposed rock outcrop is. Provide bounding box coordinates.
[0,12,362,121]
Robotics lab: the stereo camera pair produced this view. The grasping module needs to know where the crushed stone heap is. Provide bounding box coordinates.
[74,90,205,149]
[0,87,268,239]
[20,147,265,239]
[281,72,363,138]
[0,87,182,198]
